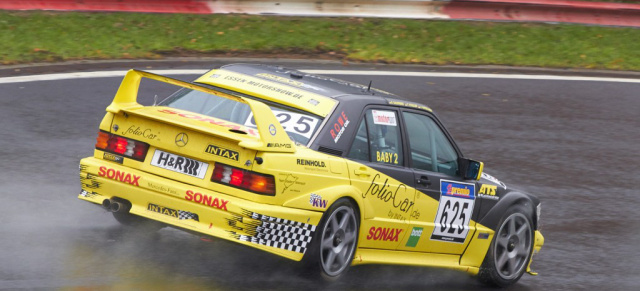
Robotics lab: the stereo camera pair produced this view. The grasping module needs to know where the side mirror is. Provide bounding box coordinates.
[458,157,484,180]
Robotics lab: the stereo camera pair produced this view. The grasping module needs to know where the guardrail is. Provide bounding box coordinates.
[2,0,640,27]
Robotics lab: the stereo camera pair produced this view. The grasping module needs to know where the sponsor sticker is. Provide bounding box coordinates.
[98,166,140,186]
[309,194,327,208]
[147,203,199,221]
[431,180,476,243]
[367,227,403,242]
[151,150,208,179]
[406,227,423,247]
[478,184,499,200]
[204,144,239,161]
[329,111,350,143]
[371,110,397,126]
[103,152,124,164]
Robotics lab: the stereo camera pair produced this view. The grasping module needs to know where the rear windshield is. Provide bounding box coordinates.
[159,88,323,145]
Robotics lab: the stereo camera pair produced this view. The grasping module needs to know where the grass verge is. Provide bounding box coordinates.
[1,11,639,71]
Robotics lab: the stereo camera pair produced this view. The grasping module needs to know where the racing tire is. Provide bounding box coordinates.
[304,198,359,281]
[478,204,534,287]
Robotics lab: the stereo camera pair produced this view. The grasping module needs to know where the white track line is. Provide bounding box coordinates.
[1,69,639,84]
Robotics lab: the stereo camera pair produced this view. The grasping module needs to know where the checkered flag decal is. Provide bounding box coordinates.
[228,210,317,254]
[178,210,199,221]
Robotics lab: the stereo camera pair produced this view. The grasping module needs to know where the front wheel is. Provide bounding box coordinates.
[478,204,534,287]
[305,198,359,280]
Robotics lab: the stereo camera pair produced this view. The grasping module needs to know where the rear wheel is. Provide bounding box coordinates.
[305,198,359,280]
[478,204,533,287]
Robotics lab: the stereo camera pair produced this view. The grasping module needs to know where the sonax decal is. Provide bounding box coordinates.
[98,166,140,186]
[367,227,403,242]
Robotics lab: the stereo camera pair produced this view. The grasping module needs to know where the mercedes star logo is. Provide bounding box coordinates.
[175,132,188,147]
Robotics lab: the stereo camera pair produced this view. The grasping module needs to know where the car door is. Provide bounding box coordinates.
[396,111,479,254]
[346,107,414,250]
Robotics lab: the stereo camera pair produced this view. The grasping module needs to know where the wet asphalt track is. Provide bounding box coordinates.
[0,60,639,290]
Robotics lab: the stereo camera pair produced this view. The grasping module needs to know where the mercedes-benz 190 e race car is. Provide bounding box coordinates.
[79,64,543,287]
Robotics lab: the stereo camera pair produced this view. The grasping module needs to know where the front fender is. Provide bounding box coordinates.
[478,191,537,231]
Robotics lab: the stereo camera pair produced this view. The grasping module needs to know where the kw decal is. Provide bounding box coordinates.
[98,166,140,186]
[405,227,423,247]
[367,227,403,242]
[205,144,239,161]
[309,194,327,209]
[363,174,414,214]
[185,190,229,211]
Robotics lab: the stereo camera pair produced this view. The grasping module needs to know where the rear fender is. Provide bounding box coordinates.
[282,185,368,222]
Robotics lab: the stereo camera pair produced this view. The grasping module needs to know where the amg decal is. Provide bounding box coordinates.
[205,144,239,161]
[367,227,403,242]
[267,143,292,148]
[98,166,140,186]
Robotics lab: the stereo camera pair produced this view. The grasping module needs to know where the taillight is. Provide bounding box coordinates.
[95,131,150,162]
[211,163,275,196]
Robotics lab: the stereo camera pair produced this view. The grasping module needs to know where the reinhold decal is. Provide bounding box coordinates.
[185,190,228,211]
[296,159,326,167]
[98,166,140,186]
[363,174,414,213]
[205,144,239,161]
[367,227,403,242]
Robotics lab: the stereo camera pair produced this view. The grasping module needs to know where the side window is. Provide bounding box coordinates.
[347,119,369,161]
[403,112,458,176]
[367,109,403,166]
[347,109,404,166]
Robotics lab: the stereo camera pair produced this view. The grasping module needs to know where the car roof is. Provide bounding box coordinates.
[195,63,432,117]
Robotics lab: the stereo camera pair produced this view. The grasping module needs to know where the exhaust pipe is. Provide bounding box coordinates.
[102,198,130,213]
[102,199,112,210]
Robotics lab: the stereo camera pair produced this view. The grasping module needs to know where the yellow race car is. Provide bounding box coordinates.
[79,64,543,287]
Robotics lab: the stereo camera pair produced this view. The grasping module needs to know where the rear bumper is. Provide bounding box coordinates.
[79,157,323,261]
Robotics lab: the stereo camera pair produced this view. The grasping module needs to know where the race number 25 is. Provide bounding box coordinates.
[431,180,476,243]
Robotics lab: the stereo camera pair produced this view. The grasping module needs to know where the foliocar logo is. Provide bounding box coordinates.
[405,227,423,247]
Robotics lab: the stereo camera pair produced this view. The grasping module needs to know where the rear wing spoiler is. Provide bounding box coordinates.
[106,69,295,153]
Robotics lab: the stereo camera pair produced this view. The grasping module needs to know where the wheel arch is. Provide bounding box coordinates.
[478,191,538,231]
[282,185,365,223]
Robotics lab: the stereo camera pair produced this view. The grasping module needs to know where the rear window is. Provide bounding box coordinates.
[159,88,323,145]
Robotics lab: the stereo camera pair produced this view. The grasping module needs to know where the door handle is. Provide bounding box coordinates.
[416,176,431,186]
[354,168,370,177]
